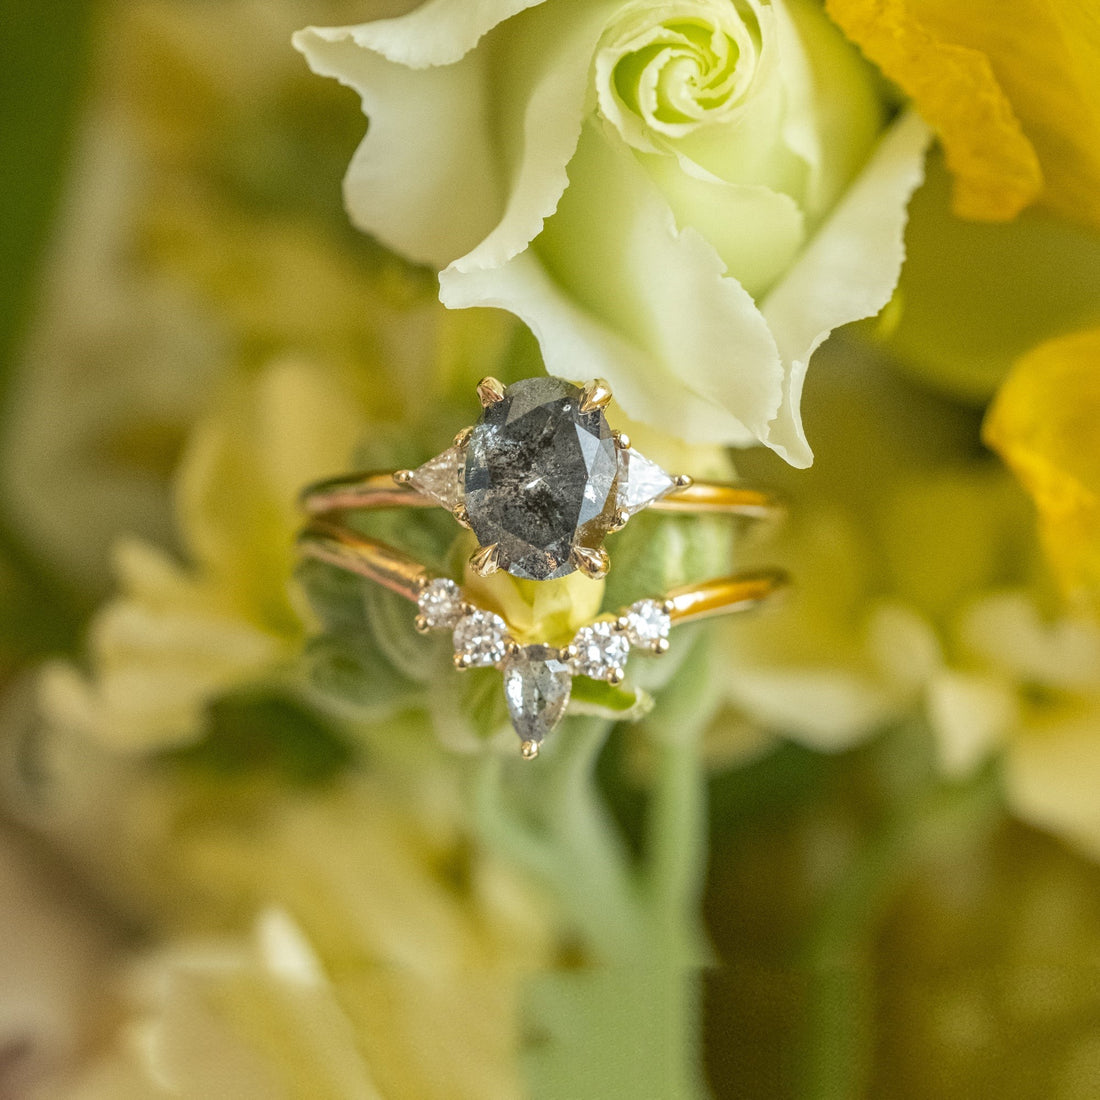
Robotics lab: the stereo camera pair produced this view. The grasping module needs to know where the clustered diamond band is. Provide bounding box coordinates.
[298,375,788,757]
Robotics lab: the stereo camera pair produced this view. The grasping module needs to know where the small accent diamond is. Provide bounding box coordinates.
[624,599,671,651]
[453,609,511,668]
[572,620,630,682]
[416,578,463,629]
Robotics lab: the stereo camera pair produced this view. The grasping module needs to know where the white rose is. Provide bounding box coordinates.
[296,0,930,465]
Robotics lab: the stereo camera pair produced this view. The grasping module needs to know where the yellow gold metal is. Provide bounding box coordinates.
[609,509,630,532]
[666,568,789,624]
[393,469,415,485]
[301,469,782,523]
[453,426,473,447]
[607,667,626,686]
[612,430,631,450]
[301,472,431,516]
[476,376,507,406]
[562,644,579,662]
[654,482,780,520]
[454,653,472,670]
[453,504,472,529]
[297,520,429,602]
[300,520,788,627]
[521,740,540,760]
[652,637,670,656]
[572,545,610,579]
[579,378,613,413]
[673,474,693,489]
[414,615,430,634]
[470,543,503,576]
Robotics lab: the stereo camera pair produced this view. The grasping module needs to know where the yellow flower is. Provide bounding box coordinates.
[826,0,1100,230]
[984,328,1100,614]
[39,360,365,751]
[54,761,551,1100]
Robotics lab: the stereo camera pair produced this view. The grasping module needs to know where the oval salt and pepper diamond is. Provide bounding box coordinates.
[464,377,620,580]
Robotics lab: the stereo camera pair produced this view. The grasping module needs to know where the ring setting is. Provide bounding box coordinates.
[298,374,788,757]
[395,374,690,580]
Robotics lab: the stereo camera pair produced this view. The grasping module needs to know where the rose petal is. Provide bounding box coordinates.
[448,1,619,272]
[443,121,784,446]
[295,29,501,267]
[296,0,546,69]
[761,109,932,466]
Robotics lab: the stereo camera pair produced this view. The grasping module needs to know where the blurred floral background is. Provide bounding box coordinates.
[2,1,1100,1097]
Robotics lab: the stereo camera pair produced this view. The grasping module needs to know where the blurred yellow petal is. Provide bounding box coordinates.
[983,329,1100,610]
[825,0,1042,221]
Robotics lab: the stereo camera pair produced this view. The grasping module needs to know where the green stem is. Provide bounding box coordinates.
[799,763,1003,1099]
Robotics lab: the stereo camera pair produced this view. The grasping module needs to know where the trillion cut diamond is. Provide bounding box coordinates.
[464,377,619,580]
[572,620,630,681]
[453,609,510,667]
[417,578,463,629]
[408,443,466,512]
[502,645,573,745]
[616,448,676,517]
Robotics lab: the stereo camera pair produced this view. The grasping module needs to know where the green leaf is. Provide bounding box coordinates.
[163,687,356,786]
[0,0,97,657]
[570,677,653,721]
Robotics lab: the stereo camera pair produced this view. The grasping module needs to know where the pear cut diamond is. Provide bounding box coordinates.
[616,448,676,516]
[408,443,466,511]
[502,645,573,745]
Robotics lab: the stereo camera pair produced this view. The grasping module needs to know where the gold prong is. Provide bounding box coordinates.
[470,543,503,576]
[673,473,693,488]
[562,644,579,662]
[415,574,431,591]
[609,509,630,532]
[579,378,613,413]
[571,545,609,579]
[476,377,507,407]
[460,601,476,615]
[521,739,540,760]
[505,641,521,658]
[453,426,473,447]
[393,469,415,485]
[652,637,670,656]
[453,504,472,529]
[613,430,631,451]
[453,652,471,670]
[607,667,626,686]
[661,599,675,614]
[613,615,630,633]
[414,615,430,634]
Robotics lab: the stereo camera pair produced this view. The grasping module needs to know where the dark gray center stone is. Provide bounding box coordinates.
[464,377,619,580]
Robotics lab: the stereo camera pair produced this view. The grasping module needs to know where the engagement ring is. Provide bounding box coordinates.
[298,376,788,756]
[301,375,781,581]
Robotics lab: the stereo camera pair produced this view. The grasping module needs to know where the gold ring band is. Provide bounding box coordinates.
[300,471,782,523]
